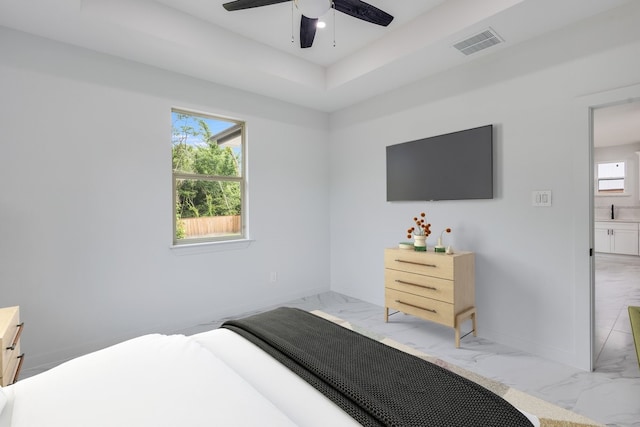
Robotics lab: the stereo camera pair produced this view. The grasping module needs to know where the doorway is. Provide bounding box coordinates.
[591,99,640,370]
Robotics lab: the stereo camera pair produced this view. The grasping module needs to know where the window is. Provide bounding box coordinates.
[172,109,245,245]
[596,161,625,194]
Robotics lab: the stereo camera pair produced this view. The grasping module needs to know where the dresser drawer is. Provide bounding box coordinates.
[384,250,454,280]
[385,269,454,303]
[384,249,476,347]
[385,288,454,327]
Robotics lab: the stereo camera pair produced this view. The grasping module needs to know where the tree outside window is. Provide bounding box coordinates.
[172,109,245,244]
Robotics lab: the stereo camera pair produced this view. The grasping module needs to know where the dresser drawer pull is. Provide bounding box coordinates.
[395,300,437,314]
[11,353,25,385]
[395,280,437,291]
[394,259,437,268]
[6,322,24,351]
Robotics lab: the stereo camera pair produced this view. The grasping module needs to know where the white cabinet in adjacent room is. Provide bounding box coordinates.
[594,224,610,253]
[595,221,639,255]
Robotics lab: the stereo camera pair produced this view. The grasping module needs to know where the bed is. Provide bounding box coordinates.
[0,307,538,426]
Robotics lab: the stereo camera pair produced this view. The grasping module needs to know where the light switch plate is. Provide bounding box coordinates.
[532,190,552,207]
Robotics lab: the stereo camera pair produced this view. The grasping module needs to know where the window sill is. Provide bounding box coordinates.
[170,238,254,255]
[595,193,630,197]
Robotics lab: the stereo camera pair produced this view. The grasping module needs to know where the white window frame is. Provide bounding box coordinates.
[171,108,247,246]
[595,160,626,196]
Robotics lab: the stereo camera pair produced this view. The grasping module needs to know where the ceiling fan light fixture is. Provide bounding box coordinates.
[223,0,393,49]
[294,0,331,19]
[316,21,326,29]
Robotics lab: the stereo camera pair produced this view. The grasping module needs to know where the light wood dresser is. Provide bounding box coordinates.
[0,306,25,386]
[384,248,476,347]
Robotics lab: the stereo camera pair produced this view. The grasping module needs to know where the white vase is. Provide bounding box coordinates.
[413,235,426,251]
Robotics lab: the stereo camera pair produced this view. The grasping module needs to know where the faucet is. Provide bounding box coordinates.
[611,204,615,220]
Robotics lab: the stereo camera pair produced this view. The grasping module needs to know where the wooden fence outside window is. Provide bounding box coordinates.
[179,215,241,238]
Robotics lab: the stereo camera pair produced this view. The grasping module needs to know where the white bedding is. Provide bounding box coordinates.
[0,327,539,427]
[192,329,361,426]
[0,331,358,427]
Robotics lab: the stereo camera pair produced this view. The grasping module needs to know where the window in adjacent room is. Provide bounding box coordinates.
[172,109,245,245]
[596,161,625,194]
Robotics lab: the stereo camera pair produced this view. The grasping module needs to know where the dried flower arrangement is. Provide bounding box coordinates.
[406,212,431,238]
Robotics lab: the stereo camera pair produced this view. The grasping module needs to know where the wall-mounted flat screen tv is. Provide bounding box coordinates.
[386,125,493,201]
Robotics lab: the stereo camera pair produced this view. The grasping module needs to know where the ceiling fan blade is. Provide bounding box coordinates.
[300,15,318,48]
[223,0,290,12]
[333,0,393,26]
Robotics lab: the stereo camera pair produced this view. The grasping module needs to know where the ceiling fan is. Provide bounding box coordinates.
[222,0,394,48]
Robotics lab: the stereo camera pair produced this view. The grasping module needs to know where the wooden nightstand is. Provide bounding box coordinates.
[384,248,476,347]
[0,306,24,386]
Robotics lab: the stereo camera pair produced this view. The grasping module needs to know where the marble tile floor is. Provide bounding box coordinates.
[594,253,640,373]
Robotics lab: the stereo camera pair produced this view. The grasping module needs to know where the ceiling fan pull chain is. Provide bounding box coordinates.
[332,1,336,47]
[291,1,295,44]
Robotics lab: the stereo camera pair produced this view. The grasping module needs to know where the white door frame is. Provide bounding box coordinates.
[584,86,640,371]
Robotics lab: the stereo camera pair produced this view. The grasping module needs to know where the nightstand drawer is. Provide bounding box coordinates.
[1,342,21,386]
[385,269,454,303]
[384,250,454,279]
[1,306,24,386]
[385,288,454,327]
[0,307,21,375]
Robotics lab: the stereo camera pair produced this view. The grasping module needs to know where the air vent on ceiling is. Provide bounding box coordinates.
[453,28,503,56]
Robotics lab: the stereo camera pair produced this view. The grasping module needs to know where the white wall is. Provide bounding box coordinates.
[328,3,640,369]
[0,28,331,369]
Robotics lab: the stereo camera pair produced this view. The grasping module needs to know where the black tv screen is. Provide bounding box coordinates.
[386,125,494,201]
